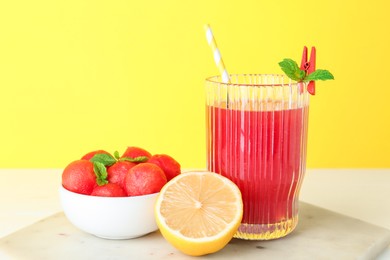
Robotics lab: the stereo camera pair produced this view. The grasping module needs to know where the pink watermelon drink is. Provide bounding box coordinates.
[206,74,310,240]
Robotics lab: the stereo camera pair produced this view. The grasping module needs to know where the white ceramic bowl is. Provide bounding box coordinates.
[59,186,158,239]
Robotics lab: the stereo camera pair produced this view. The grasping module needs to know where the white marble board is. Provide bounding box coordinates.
[1,202,390,260]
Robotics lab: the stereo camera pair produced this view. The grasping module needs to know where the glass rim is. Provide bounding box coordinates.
[205,74,300,87]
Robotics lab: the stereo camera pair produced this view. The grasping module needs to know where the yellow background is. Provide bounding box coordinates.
[0,0,389,169]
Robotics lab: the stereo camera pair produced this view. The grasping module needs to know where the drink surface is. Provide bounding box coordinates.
[207,103,307,225]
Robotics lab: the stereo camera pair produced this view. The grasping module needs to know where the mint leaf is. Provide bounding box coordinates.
[90,153,117,167]
[304,69,334,82]
[93,161,109,186]
[278,59,306,81]
[113,150,120,160]
[119,156,149,163]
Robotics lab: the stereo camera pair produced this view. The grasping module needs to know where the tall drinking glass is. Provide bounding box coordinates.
[206,74,310,240]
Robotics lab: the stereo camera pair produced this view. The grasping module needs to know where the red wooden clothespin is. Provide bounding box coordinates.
[300,46,316,95]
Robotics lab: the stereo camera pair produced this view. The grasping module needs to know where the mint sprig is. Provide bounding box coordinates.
[278,59,306,81]
[278,58,334,83]
[89,151,148,186]
[90,153,117,167]
[90,153,116,186]
[113,150,120,160]
[119,156,149,163]
[93,161,109,186]
[305,69,334,81]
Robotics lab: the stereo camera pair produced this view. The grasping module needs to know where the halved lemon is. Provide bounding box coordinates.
[154,171,243,256]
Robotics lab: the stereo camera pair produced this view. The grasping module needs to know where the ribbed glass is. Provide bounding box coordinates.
[205,74,310,240]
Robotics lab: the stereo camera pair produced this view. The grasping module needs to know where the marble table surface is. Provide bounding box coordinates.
[1,169,390,259]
